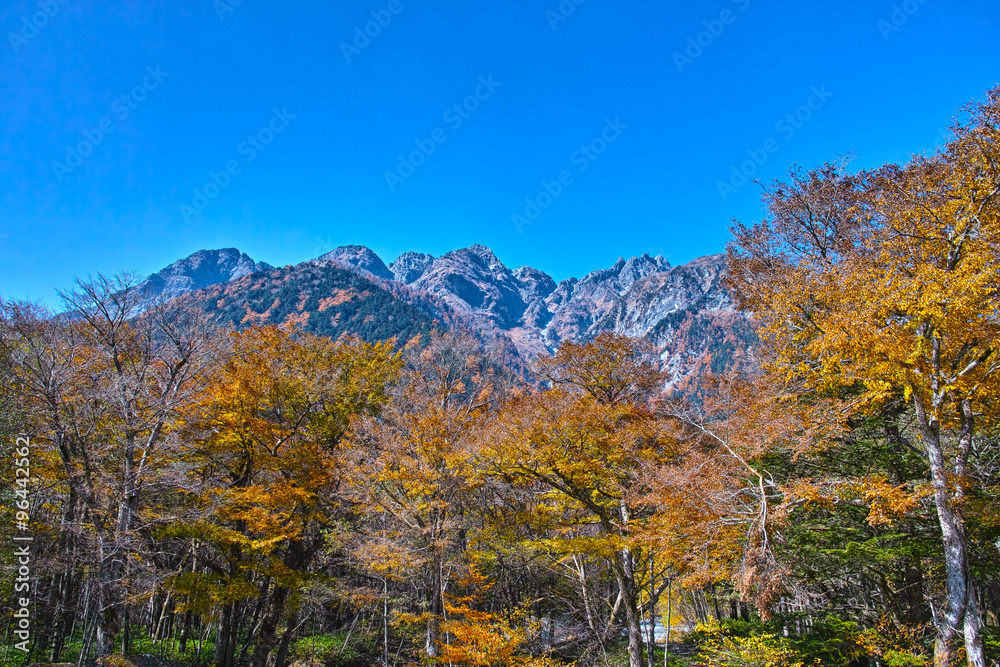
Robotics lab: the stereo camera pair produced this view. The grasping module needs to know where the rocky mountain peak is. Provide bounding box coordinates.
[537,253,673,348]
[578,253,671,294]
[446,245,507,275]
[139,248,272,301]
[513,266,557,302]
[593,253,729,338]
[317,245,394,281]
[411,245,527,329]
[389,252,435,284]
[619,253,672,290]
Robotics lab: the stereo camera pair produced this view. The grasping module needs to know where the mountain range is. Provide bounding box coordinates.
[139,245,757,389]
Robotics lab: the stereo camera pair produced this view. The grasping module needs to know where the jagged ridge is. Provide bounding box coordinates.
[139,243,756,388]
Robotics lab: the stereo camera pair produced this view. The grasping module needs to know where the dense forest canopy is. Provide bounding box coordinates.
[1,88,999,667]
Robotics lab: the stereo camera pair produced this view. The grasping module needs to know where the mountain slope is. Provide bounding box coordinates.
[539,253,672,346]
[389,252,435,284]
[594,254,728,338]
[592,255,757,387]
[139,248,273,301]
[175,261,436,344]
[308,244,751,388]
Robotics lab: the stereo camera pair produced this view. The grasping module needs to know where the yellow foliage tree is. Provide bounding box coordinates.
[346,331,510,660]
[172,325,399,667]
[484,333,675,667]
[728,89,1000,666]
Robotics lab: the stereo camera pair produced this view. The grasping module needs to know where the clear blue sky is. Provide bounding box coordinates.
[1,0,997,304]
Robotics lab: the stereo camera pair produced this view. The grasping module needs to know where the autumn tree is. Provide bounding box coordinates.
[345,330,513,660]
[483,333,673,667]
[728,88,1000,667]
[437,565,561,667]
[647,367,853,623]
[172,325,400,667]
[0,278,217,656]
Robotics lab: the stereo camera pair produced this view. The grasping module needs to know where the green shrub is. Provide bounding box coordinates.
[289,632,374,667]
[690,620,815,667]
[787,615,866,665]
[985,626,1000,665]
[685,614,874,666]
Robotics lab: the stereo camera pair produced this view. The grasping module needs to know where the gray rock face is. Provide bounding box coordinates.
[540,253,672,346]
[576,254,672,295]
[140,248,272,301]
[512,266,558,329]
[618,254,673,290]
[589,255,756,388]
[317,245,394,281]
[389,252,435,284]
[512,266,557,303]
[594,254,728,338]
[411,245,531,329]
[371,246,687,348]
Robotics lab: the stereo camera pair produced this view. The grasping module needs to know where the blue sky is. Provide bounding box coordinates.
[1,0,997,304]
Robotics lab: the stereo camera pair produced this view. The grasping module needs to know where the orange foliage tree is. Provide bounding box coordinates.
[727,89,1000,666]
[169,325,399,667]
[483,333,675,667]
[345,331,513,661]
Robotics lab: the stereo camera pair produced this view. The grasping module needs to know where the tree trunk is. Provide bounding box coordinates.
[154,593,173,641]
[915,400,986,667]
[964,581,986,667]
[95,431,143,658]
[179,605,192,653]
[664,579,672,665]
[49,570,75,659]
[622,595,645,667]
[96,569,119,657]
[573,556,598,637]
[613,548,644,667]
[250,586,291,667]
[215,603,234,667]
[425,560,443,658]
[122,601,131,655]
[238,579,272,665]
[903,561,927,625]
[383,577,390,667]
[647,559,656,667]
[958,401,986,667]
[274,611,297,667]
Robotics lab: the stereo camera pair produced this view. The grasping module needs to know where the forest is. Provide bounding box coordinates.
[1,90,999,667]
